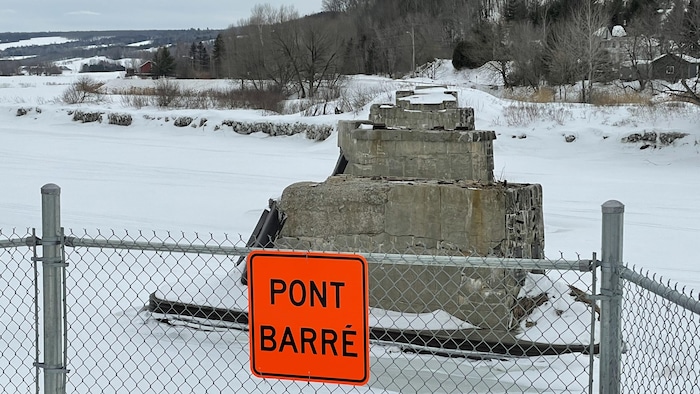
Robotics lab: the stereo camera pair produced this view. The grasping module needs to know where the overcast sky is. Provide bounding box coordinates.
[1,1,322,33]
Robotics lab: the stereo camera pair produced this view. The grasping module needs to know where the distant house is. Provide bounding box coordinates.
[24,64,62,76]
[598,25,637,66]
[80,61,125,73]
[137,60,154,77]
[620,60,651,82]
[650,54,700,82]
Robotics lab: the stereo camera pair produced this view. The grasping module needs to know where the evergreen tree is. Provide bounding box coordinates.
[197,41,210,72]
[189,42,198,68]
[504,0,529,22]
[152,47,176,77]
[212,34,226,77]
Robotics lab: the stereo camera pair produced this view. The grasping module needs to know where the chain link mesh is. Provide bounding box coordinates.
[0,228,37,393]
[621,268,700,394]
[6,225,700,392]
[58,229,599,393]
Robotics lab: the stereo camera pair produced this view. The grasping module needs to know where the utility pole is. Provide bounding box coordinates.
[406,25,415,77]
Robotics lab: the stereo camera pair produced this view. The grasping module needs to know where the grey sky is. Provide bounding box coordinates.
[1,1,321,33]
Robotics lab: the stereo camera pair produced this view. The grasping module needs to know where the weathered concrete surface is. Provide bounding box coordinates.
[368,87,475,130]
[395,87,459,103]
[275,176,544,330]
[338,121,495,183]
[369,105,475,131]
[272,87,544,332]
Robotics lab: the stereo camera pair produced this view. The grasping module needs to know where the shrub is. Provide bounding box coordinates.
[117,82,285,112]
[589,91,651,106]
[227,86,286,112]
[108,113,133,126]
[503,87,555,103]
[119,93,150,109]
[503,102,571,127]
[174,117,193,127]
[220,120,333,141]
[305,124,333,141]
[72,110,103,123]
[154,78,182,108]
[452,41,471,70]
[61,76,105,104]
[452,40,488,70]
[335,84,384,114]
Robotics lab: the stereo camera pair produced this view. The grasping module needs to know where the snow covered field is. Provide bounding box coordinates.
[2,66,698,286]
[1,62,699,393]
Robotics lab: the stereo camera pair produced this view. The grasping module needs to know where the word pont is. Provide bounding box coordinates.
[247,251,369,385]
[270,279,345,308]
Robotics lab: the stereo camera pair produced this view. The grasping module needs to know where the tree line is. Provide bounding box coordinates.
[145,0,698,103]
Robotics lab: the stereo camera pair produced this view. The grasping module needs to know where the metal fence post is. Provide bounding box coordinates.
[599,200,624,394]
[41,184,66,394]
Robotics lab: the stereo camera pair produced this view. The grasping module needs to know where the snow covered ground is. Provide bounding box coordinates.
[1,63,699,393]
[0,36,76,51]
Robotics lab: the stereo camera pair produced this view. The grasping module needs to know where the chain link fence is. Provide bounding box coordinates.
[0,229,37,393]
[620,267,700,393]
[64,229,246,393]
[59,229,601,394]
[0,226,605,393]
[3,189,700,393]
[0,227,600,393]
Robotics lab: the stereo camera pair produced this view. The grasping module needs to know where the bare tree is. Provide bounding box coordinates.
[247,3,299,26]
[440,0,483,43]
[272,18,344,98]
[546,1,610,102]
[655,0,700,104]
[225,4,301,93]
[578,1,611,102]
[483,22,511,88]
[665,79,700,105]
[322,0,367,13]
[546,20,582,87]
[621,6,661,92]
[508,21,546,89]
[620,34,655,91]
[372,25,401,77]
[61,76,105,104]
[302,21,345,99]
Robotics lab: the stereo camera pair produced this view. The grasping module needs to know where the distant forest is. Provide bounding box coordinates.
[206,0,699,102]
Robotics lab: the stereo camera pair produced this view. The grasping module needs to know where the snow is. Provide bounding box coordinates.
[128,40,154,47]
[611,25,627,37]
[651,53,700,64]
[0,55,37,61]
[517,274,597,345]
[54,56,138,73]
[1,63,700,393]
[680,54,700,63]
[0,36,75,51]
[397,91,457,105]
[81,44,111,50]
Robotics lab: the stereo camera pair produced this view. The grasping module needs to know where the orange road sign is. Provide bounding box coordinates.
[247,250,370,385]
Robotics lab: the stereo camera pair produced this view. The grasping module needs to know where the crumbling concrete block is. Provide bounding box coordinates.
[338,121,495,183]
[274,176,544,330]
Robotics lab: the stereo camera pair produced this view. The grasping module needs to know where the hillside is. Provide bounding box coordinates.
[0,29,220,65]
